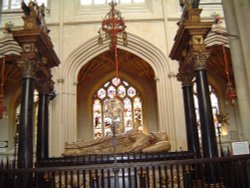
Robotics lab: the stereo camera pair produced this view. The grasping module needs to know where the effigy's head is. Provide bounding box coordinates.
[150,132,169,142]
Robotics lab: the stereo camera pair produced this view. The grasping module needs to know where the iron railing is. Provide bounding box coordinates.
[0,154,249,188]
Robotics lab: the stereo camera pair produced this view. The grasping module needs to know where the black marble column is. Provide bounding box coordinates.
[178,71,202,182]
[177,71,201,158]
[37,92,49,161]
[17,61,36,188]
[192,52,219,184]
[36,86,50,188]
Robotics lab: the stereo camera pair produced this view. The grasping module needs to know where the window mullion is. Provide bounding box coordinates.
[131,97,134,128]
[101,100,104,137]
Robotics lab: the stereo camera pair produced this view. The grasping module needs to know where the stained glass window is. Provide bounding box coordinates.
[93,77,143,139]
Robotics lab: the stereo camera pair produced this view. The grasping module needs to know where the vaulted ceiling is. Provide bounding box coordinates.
[77,49,155,86]
[1,56,22,92]
[77,46,234,88]
[207,45,235,86]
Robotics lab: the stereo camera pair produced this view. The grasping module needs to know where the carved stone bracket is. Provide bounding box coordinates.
[17,60,37,79]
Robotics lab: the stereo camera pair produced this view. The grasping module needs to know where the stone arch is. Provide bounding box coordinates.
[55,33,177,154]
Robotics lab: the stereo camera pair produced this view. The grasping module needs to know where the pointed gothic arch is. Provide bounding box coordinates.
[52,33,179,155]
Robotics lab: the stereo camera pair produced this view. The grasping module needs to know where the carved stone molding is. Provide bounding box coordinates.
[17,60,37,79]
[191,51,210,71]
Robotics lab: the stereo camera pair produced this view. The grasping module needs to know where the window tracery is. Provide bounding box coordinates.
[93,77,143,139]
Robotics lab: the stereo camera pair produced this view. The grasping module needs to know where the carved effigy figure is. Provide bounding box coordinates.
[63,126,171,156]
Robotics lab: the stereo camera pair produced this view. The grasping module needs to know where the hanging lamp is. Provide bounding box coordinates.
[98,0,128,79]
[97,0,128,133]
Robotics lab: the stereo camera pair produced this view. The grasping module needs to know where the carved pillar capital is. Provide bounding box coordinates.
[17,60,37,79]
[191,51,210,71]
[177,71,194,87]
[36,78,54,94]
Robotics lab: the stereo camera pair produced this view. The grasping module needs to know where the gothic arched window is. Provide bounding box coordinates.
[93,77,143,139]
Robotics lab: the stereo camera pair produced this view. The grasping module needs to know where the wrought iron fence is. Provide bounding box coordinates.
[0,154,249,188]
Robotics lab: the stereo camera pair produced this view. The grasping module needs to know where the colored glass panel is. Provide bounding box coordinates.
[107,86,116,98]
[117,85,126,98]
[104,81,110,88]
[93,99,103,139]
[93,77,143,138]
[124,98,133,132]
[127,87,136,97]
[112,77,121,86]
[97,88,106,99]
[133,97,143,130]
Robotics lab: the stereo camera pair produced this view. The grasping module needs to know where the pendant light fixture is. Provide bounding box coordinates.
[98,0,128,79]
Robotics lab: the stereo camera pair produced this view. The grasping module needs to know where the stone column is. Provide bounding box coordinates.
[222,0,250,142]
[177,70,201,158]
[17,60,37,188]
[192,52,219,185]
